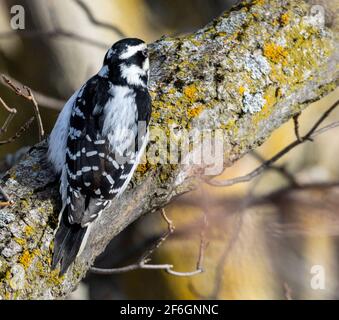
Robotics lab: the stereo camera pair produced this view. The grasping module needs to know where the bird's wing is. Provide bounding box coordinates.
[65,78,151,226]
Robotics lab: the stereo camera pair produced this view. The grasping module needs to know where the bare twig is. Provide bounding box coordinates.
[0,117,35,146]
[1,75,45,141]
[0,97,17,135]
[0,96,16,114]
[207,100,339,187]
[309,121,339,138]
[293,113,302,142]
[251,151,299,187]
[25,87,44,142]
[196,210,208,272]
[0,75,65,111]
[90,209,206,277]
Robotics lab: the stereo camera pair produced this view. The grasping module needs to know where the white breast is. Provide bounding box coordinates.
[102,85,138,155]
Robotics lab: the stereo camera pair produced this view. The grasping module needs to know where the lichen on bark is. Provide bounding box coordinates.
[0,0,338,299]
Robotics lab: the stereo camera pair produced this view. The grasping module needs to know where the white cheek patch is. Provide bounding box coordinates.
[120,64,146,87]
[119,43,147,60]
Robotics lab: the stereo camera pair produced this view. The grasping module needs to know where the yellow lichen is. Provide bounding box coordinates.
[263,43,288,65]
[238,86,246,95]
[183,84,199,102]
[253,0,265,5]
[187,105,204,118]
[221,119,239,135]
[18,250,32,269]
[24,225,34,237]
[14,238,26,247]
[136,163,148,174]
[280,13,289,25]
[151,111,161,120]
[252,87,278,125]
[19,199,29,210]
[32,248,41,257]
[47,269,64,286]
[5,270,11,281]
[168,88,176,95]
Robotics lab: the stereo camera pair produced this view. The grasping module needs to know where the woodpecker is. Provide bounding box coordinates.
[48,38,151,274]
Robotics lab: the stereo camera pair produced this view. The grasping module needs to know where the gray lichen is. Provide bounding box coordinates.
[0,211,15,228]
[1,241,22,258]
[242,91,266,114]
[215,10,248,35]
[244,53,271,80]
[8,264,25,290]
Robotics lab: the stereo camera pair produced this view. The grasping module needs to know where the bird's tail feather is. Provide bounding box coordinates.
[52,206,88,275]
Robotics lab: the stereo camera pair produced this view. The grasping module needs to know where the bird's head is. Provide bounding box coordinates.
[99,38,149,88]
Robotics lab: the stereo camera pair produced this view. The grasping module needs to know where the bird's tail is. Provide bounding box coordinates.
[52,206,88,275]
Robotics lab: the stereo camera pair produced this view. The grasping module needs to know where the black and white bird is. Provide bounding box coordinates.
[48,38,151,274]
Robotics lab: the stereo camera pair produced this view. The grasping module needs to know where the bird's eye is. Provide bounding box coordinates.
[142,49,148,57]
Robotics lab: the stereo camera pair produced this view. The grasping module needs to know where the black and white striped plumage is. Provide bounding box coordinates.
[48,38,151,274]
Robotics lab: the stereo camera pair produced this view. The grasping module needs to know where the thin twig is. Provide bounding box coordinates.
[0,75,65,111]
[90,209,206,277]
[196,210,208,272]
[0,96,17,113]
[1,75,44,141]
[0,117,35,145]
[25,87,44,141]
[309,121,339,138]
[251,151,299,187]
[293,112,302,142]
[139,209,175,262]
[207,100,339,187]
[0,96,17,135]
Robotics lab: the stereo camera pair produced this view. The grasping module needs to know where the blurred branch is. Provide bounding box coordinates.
[251,151,299,187]
[0,75,66,111]
[284,283,293,300]
[0,29,108,50]
[73,0,126,38]
[1,75,44,141]
[90,209,206,277]
[0,117,34,146]
[207,100,339,187]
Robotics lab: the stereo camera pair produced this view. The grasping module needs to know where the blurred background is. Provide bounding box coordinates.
[0,0,339,300]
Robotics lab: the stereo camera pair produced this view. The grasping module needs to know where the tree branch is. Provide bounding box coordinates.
[207,100,339,187]
[0,0,338,299]
[90,209,206,276]
[1,75,45,141]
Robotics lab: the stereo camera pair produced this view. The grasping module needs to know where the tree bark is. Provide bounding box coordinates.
[0,0,338,299]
